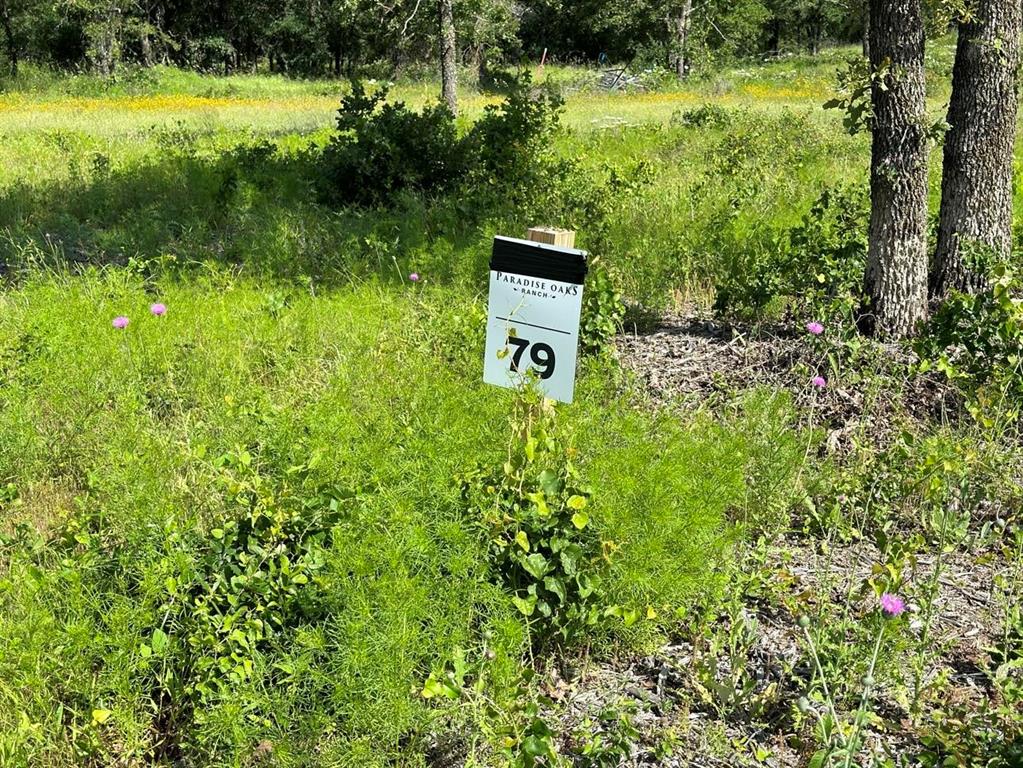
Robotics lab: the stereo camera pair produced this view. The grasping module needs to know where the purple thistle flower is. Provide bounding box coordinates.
[112,316,129,329]
[150,303,167,316]
[880,593,905,617]
[812,375,827,389]
[408,272,420,283]
[807,321,824,336]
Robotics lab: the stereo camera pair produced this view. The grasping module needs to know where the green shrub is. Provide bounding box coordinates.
[669,102,747,130]
[320,75,563,209]
[579,258,626,354]
[159,449,350,704]
[714,185,868,326]
[460,396,606,647]
[920,261,1023,425]
[462,79,564,193]
[320,81,465,205]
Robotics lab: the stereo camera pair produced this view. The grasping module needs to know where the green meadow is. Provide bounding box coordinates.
[3,39,1023,767]
[0,58,819,765]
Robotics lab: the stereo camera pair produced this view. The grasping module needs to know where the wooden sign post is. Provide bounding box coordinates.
[526,227,576,249]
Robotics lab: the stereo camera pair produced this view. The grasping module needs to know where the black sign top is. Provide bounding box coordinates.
[490,236,589,286]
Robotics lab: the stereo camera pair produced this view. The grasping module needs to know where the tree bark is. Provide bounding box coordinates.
[768,17,780,56]
[438,0,457,114]
[862,0,870,58]
[668,0,693,79]
[1,1,17,77]
[863,0,929,338]
[932,0,1022,297]
[141,30,152,66]
[94,2,118,76]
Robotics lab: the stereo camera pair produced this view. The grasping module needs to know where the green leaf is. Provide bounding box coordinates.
[512,593,537,616]
[421,672,460,700]
[538,469,560,495]
[524,437,537,462]
[544,576,566,603]
[560,544,582,576]
[151,628,168,654]
[571,511,589,530]
[521,553,549,579]
[566,494,587,510]
[91,709,113,725]
[515,530,530,552]
[522,734,553,758]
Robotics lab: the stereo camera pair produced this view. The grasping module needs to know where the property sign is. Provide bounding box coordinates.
[483,236,588,403]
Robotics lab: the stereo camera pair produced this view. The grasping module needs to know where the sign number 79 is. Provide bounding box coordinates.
[506,335,557,380]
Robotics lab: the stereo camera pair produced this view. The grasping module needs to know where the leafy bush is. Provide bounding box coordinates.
[579,258,626,354]
[161,449,350,702]
[460,396,607,647]
[920,262,1023,425]
[714,185,868,326]
[320,75,562,208]
[462,79,564,192]
[320,82,465,205]
[572,703,639,766]
[671,103,739,129]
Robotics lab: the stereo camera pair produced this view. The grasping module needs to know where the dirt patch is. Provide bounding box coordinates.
[537,530,1008,767]
[614,314,961,449]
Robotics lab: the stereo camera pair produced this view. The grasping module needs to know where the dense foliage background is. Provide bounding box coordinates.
[0,0,870,79]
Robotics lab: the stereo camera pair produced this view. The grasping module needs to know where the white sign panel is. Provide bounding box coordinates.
[483,237,587,404]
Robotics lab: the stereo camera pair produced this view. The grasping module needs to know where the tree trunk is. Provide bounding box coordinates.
[1,2,17,77]
[863,0,929,338]
[862,0,870,58]
[668,0,693,79]
[141,29,153,66]
[768,17,780,55]
[932,0,1022,297]
[438,0,457,114]
[808,13,822,55]
[95,2,118,76]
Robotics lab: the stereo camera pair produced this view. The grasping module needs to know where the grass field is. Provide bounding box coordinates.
[3,41,1023,767]
[0,56,818,765]
[0,50,877,310]
[2,270,809,764]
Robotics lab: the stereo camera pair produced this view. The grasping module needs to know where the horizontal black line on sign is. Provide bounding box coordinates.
[490,236,588,285]
[496,317,572,335]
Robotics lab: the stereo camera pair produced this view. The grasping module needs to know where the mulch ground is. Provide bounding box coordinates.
[613,313,961,448]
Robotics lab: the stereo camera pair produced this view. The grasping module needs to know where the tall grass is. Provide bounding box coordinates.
[0,43,975,763]
[0,271,804,764]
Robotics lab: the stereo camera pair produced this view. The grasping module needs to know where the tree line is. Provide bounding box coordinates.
[0,0,867,79]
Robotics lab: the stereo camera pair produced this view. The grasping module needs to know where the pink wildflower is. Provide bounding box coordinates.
[807,321,824,336]
[812,376,827,389]
[409,272,420,283]
[112,316,129,329]
[150,303,167,316]
[880,593,905,617]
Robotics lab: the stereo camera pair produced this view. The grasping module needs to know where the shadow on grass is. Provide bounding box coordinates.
[0,141,498,288]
